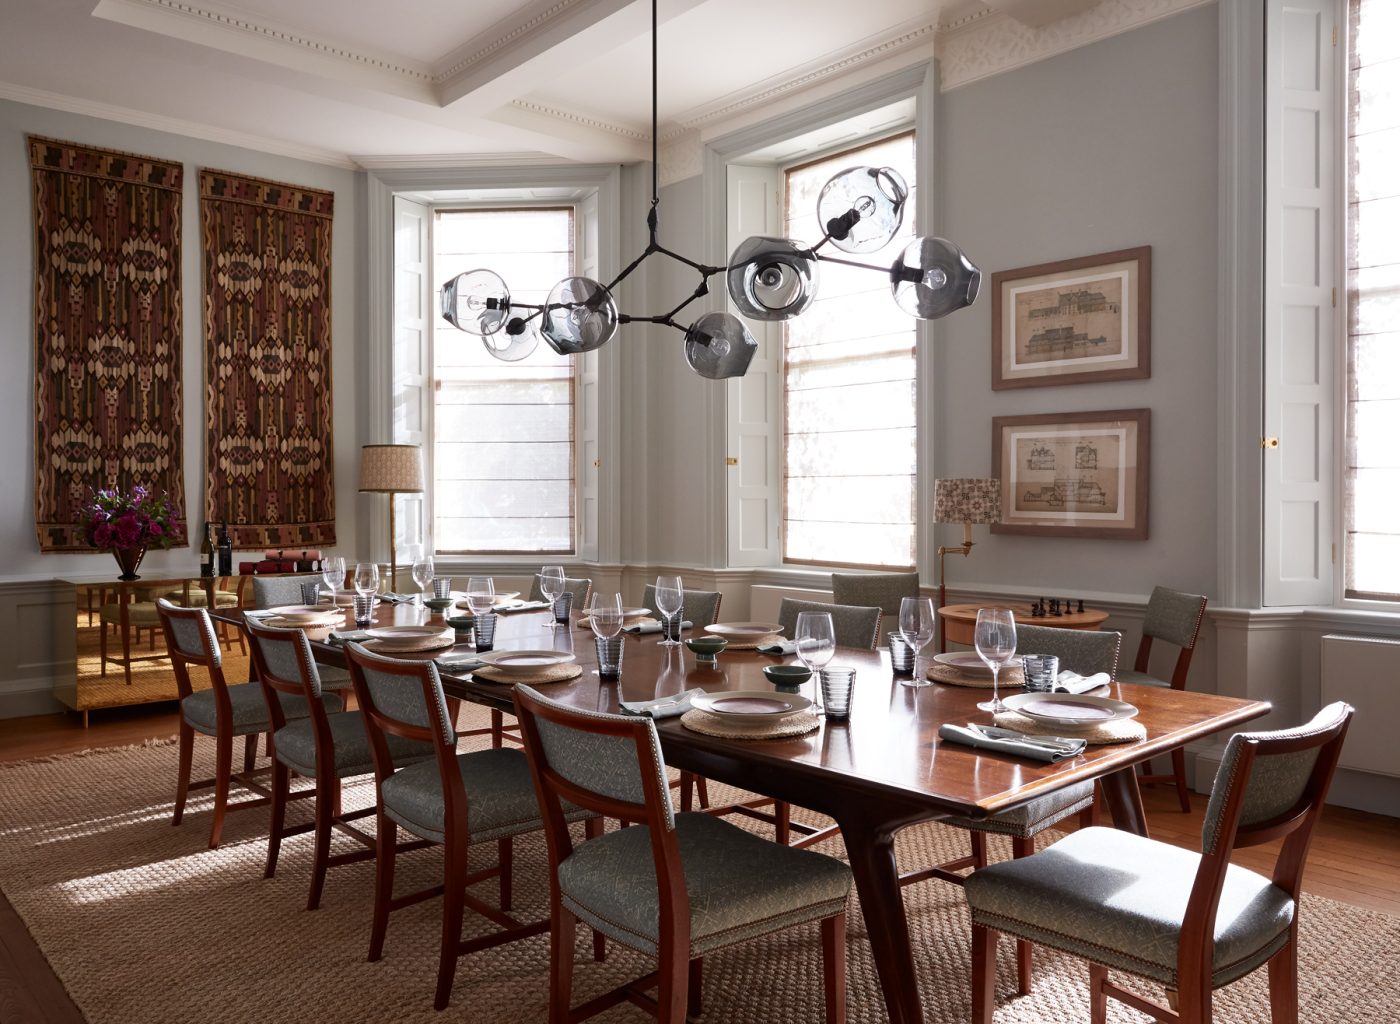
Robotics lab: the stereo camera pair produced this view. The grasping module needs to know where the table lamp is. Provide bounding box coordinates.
[934,478,1001,651]
[358,444,424,591]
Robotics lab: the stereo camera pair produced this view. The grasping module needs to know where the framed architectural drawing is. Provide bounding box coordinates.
[991,246,1151,389]
[991,409,1150,540]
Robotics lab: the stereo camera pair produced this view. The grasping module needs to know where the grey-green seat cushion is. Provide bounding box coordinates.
[558,811,852,957]
[181,683,341,736]
[1115,668,1169,687]
[380,746,592,845]
[274,710,434,779]
[964,826,1294,988]
[315,665,353,691]
[950,781,1095,838]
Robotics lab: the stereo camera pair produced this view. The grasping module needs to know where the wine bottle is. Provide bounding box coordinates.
[216,521,233,577]
[200,523,215,577]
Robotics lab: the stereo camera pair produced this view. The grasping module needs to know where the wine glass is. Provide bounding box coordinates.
[321,555,345,602]
[411,553,435,607]
[794,611,835,712]
[538,565,565,629]
[654,575,684,647]
[465,576,496,618]
[899,596,936,674]
[587,592,624,640]
[974,607,1017,714]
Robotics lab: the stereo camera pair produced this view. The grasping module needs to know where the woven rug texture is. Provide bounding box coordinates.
[0,703,1396,1023]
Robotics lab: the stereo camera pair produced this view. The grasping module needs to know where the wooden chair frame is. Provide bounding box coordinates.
[1137,591,1210,812]
[513,686,847,1024]
[972,704,1353,1024]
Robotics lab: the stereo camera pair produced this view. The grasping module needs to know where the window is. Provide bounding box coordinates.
[1344,0,1400,600]
[781,132,917,568]
[432,207,576,554]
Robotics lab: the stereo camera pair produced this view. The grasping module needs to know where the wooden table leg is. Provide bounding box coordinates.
[835,815,921,1024]
[1100,767,1150,838]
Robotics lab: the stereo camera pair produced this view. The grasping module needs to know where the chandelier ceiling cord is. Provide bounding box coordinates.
[440,0,983,379]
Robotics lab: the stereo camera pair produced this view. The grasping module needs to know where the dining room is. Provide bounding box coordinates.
[1,0,1398,1022]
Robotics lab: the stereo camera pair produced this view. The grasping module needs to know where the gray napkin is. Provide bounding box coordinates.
[328,629,373,645]
[757,639,798,655]
[378,592,416,604]
[620,689,705,718]
[623,619,693,635]
[496,600,552,614]
[938,723,1086,762]
[434,654,485,672]
[244,608,277,619]
[1054,671,1111,694]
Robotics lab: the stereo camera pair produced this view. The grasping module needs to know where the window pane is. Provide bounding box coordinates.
[782,133,917,568]
[433,207,575,555]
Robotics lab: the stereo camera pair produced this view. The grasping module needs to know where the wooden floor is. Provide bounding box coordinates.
[0,702,1396,1024]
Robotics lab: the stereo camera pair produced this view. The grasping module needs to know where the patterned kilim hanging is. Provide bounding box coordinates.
[200,169,335,547]
[30,136,186,552]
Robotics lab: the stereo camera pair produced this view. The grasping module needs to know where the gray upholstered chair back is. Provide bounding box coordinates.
[1201,702,1352,856]
[527,573,594,607]
[777,599,881,650]
[345,643,455,747]
[641,585,723,630]
[1142,586,1208,650]
[251,574,321,609]
[830,572,919,616]
[156,599,221,665]
[518,686,675,830]
[248,623,323,698]
[1015,624,1121,677]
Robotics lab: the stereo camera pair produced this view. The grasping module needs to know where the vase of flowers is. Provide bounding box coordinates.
[81,486,184,581]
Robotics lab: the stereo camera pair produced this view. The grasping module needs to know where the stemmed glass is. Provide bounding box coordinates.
[974,607,1017,713]
[411,552,435,607]
[321,555,346,603]
[899,596,936,682]
[795,611,835,712]
[353,562,379,597]
[465,576,495,618]
[587,592,624,640]
[538,565,565,629]
[654,575,684,647]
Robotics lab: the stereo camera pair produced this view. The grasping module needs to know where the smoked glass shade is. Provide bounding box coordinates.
[481,318,541,361]
[890,237,981,319]
[726,236,819,321]
[683,312,758,379]
[539,277,618,355]
[817,166,908,254]
[440,269,510,336]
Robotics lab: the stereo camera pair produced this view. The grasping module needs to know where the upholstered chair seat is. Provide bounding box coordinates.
[963,787,1097,838]
[99,602,162,627]
[274,710,433,780]
[162,588,240,609]
[181,682,338,736]
[777,598,881,649]
[641,584,723,630]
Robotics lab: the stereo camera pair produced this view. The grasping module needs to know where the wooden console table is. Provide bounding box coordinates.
[938,601,1109,650]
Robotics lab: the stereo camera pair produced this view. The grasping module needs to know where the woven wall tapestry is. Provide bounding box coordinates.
[200,169,335,547]
[30,136,186,552]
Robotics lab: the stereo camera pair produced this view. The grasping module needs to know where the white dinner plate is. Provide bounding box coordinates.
[365,625,450,641]
[933,652,994,677]
[690,689,811,724]
[474,650,578,675]
[704,622,784,640]
[1001,692,1139,727]
[454,592,522,611]
[265,605,340,625]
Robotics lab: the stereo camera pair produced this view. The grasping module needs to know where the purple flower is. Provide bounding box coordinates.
[92,522,113,548]
[114,514,142,546]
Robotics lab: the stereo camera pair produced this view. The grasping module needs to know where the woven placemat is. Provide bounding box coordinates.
[927,663,1025,689]
[361,632,456,654]
[992,710,1147,745]
[719,633,783,651]
[473,662,583,685]
[679,707,820,739]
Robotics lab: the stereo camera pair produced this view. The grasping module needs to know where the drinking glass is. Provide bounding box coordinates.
[974,607,1017,713]
[538,565,565,630]
[465,576,496,618]
[321,555,346,598]
[899,596,936,657]
[353,561,379,599]
[795,611,835,712]
[654,575,683,647]
[412,553,435,606]
[587,592,624,640]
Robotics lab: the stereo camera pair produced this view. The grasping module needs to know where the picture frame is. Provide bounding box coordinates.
[991,246,1151,389]
[991,409,1150,540]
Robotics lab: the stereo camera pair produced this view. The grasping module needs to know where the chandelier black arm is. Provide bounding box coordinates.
[816,252,896,275]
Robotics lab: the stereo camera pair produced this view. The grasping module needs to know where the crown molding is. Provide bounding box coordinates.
[508,100,649,142]
[432,0,587,84]
[937,0,1214,90]
[352,150,567,171]
[0,81,359,169]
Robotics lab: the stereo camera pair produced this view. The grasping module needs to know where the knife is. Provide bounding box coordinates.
[968,723,1084,751]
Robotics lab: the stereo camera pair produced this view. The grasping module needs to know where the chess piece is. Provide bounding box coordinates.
[1049,599,1060,616]
[1077,599,1085,613]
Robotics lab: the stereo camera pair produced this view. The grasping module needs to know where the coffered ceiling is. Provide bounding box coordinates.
[0,0,1195,170]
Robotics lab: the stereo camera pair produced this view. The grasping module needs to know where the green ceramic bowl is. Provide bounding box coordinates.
[763,664,812,688]
[445,615,476,633]
[685,636,728,659]
[425,597,455,611]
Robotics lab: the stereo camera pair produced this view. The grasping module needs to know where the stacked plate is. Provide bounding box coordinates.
[1000,692,1138,727]
[454,591,521,611]
[703,622,783,648]
[363,625,456,653]
[932,652,993,677]
[263,605,343,629]
[689,690,812,734]
[474,650,577,675]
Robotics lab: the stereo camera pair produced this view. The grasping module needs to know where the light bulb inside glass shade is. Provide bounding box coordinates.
[538,276,618,355]
[817,166,908,253]
[480,317,540,362]
[726,236,819,321]
[890,236,982,319]
[440,269,511,336]
[683,313,758,379]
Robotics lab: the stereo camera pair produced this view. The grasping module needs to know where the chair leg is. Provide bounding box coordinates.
[679,771,694,812]
[1267,938,1299,1024]
[776,801,791,845]
[970,923,996,1023]
[307,776,335,911]
[264,760,289,879]
[583,817,606,962]
[821,913,846,1024]
[434,839,468,1011]
[1172,747,1192,812]
[209,730,233,849]
[549,904,577,1024]
[100,620,109,676]
[368,812,397,962]
[243,732,258,773]
[687,957,704,1019]
[498,836,513,912]
[173,722,194,827]
[695,776,710,809]
[656,943,690,1024]
[1010,836,1035,995]
[970,831,988,869]
[1089,963,1109,1024]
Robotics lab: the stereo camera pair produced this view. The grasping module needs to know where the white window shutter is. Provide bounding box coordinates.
[725,164,782,567]
[576,191,601,562]
[1263,0,1339,606]
[392,195,431,555]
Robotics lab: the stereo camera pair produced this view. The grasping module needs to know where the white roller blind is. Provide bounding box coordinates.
[433,207,575,554]
[782,133,917,569]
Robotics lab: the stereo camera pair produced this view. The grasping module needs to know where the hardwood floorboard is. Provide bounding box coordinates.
[0,894,85,1024]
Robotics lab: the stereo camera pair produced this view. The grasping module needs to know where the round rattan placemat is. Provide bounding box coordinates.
[473,662,583,685]
[361,631,456,654]
[718,633,783,651]
[679,707,820,739]
[992,709,1146,744]
[927,663,1025,689]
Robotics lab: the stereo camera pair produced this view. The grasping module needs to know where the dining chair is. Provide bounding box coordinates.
[161,581,246,654]
[245,617,435,911]
[1116,586,1210,812]
[777,598,881,650]
[640,584,723,630]
[895,623,1122,993]
[512,684,853,1024]
[98,598,166,685]
[830,571,919,643]
[247,573,353,692]
[527,573,594,609]
[157,599,337,848]
[964,702,1354,1024]
[344,643,602,1011]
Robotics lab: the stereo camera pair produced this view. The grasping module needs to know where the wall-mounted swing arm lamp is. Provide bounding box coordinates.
[437,0,982,379]
[934,478,1001,651]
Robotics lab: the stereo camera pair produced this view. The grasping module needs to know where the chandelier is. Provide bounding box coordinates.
[439,1,981,380]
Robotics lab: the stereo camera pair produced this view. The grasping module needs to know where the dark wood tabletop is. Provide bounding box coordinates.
[217,601,1270,1024]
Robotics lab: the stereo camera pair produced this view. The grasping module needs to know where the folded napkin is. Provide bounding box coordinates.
[1053,671,1111,694]
[938,723,1086,763]
[328,630,374,645]
[623,619,693,635]
[756,639,799,656]
[243,608,278,619]
[378,592,416,604]
[620,689,706,719]
[496,600,552,614]
[434,654,485,672]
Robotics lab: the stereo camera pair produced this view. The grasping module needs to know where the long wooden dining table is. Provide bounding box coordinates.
[218,601,1270,1024]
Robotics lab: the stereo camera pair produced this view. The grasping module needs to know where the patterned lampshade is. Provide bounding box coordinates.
[934,478,1001,524]
[358,444,424,494]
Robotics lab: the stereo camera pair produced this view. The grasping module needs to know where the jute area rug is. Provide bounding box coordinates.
[0,705,1396,1024]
